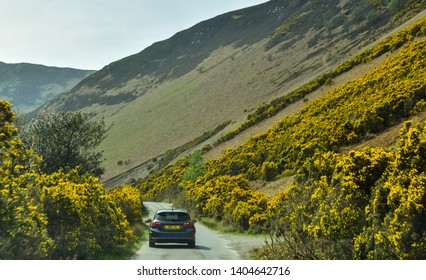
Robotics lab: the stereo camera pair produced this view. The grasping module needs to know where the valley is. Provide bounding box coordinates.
[0,62,94,113]
[1,0,426,261]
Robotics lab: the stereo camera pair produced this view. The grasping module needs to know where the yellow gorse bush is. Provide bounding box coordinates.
[217,16,426,144]
[1,99,53,259]
[136,19,426,258]
[108,184,144,225]
[263,122,425,259]
[354,121,426,259]
[1,99,138,259]
[38,169,135,259]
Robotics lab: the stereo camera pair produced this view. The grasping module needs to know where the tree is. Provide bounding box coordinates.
[27,111,108,177]
[183,150,205,181]
[388,0,407,13]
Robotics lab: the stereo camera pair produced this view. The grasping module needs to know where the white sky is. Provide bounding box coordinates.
[0,0,268,70]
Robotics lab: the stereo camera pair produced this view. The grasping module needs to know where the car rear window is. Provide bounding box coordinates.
[156,212,190,221]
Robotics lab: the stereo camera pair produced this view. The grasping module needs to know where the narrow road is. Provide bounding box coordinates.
[132,202,265,260]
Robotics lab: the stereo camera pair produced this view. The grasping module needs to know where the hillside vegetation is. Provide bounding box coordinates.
[2,1,424,260]
[37,0,426,182]
[0,62,94,113]
[135,18,426,259]
[0,100,143,259]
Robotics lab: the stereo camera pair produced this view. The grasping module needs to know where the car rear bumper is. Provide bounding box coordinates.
[149,228,195,244]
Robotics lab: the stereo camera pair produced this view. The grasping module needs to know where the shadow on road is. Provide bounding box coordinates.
[152,244,211,251]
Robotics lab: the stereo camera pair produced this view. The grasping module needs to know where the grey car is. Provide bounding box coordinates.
[147,209,197,248]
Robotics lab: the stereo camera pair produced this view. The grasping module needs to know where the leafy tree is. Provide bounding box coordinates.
[388,0,407,13]
[27,111,108,177]
[182,150,205,181]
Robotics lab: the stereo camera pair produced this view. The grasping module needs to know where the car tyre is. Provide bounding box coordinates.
[188,240,196,248]
[149,240,155,248]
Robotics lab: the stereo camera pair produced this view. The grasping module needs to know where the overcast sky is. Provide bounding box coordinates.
[0,0,268,70]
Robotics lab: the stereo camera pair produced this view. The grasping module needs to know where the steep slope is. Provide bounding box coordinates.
[135,19,426,259]
[205,8,426,160]
[38,0,426,181]
[0,62,95,113]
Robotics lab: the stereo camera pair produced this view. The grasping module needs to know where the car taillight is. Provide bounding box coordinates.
[151,221,162,227]
[183,221,194,227]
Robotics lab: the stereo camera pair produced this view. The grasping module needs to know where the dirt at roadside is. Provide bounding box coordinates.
[222,233,268,260]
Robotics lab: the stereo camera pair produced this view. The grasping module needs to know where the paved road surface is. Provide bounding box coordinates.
[132,202,264,260]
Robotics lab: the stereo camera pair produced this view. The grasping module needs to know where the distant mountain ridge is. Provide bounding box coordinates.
[37,0,426,181]
[0,62,95,113]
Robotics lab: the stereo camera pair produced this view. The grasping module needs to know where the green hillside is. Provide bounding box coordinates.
[37,0,426,182]
[0,62,94,113]
[135,17,426,259]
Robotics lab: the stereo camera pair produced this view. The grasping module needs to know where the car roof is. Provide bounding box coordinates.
[155,209,189,214]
